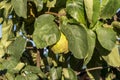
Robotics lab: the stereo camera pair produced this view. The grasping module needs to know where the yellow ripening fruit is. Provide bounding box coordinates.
[51,32,68,54]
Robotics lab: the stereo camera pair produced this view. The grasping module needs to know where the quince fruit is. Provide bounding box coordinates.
[51,32,68,54]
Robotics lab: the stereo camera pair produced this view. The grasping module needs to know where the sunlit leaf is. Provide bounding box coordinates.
[47,0,56,8]
[0,44,5,58]
[26,73,39,80]
[61,24,88,59]
[11,0,27,18]
[2,58,18,73]
[1,20,13,48]
[15,75,26,80]
[0,1,7,9]
[49,67,62,80]
[5,73,15,80]
[66,0,86,25]
[0,18,3,23]
[105,73,116,80]
[112,21,120,29]
[86,70,94,80]
[100,0,120,19]
[22,65,46,78]
[33,14,60,48]
[84,0,100,27]
[96,26,116,51]
[14,62,25,71]
[102,45,120,67]
[63,68,77,80]
[3,3,12,18]
[15,74,39,80]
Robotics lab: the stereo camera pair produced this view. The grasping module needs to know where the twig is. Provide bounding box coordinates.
[76,66,110,75]
[45,11,66,17]
[26,47,34,49]
[45,12,59,17]
[86,66,104,71]
[36,49,41,68]
[26,47,41,67]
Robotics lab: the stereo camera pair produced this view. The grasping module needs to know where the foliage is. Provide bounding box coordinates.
[0,0,120,79]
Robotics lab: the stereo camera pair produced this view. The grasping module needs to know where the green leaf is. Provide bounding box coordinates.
[61,24,88,59]
[84,0,100,27]
[15,74,39,80]
[15,75,26,80]
[5,73,15,80]
[96,26,116,51]
[0,44,5,58]
[66,0,86,25]
[26,73,39,80]
[11,0,27,18]
[22,65,46,78]
[33,0,43,12]
[33,14,60,48]
[102,45,120,67]
[63,68,77,80]
[100,0,120,19]
[49,67,62,80]
[2,59,18,72]
[84,29,96,65]
[7,36,26,61]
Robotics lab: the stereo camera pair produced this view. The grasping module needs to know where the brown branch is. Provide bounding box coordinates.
[76,66,110,75]
[86,66,104,71]
[26,47,34,49]
[25,47,41,67]
[45,11,66,17]
[76,66,120,76]
[45,12,59,17]
[36,49,41,68]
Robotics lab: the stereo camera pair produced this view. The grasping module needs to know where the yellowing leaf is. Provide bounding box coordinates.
[47,0,56,8]
[102,45,120,67]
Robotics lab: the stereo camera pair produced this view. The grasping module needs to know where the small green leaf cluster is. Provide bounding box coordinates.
[0,0,120,79]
